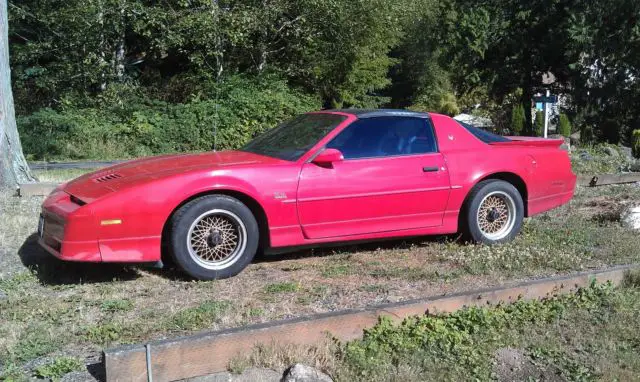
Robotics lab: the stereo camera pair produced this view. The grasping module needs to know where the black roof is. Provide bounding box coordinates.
[327,109,430,119]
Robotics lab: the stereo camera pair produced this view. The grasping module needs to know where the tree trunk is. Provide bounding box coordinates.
[0,0,35,189]
[114,0,126,82]
[98,0,107,90]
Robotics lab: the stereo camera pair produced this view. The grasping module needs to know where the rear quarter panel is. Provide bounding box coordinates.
[431,113,573,218]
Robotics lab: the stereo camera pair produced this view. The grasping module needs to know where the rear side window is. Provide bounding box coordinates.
[327,117,437,160]
[457,121,511,143]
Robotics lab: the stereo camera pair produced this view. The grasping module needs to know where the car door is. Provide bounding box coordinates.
[296,116,450,239]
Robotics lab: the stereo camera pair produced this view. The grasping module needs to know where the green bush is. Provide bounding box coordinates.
[534,110,545,136]
[510,104,525,135]
[558,113,571,137]
[633,130,640,159]
[18,75,321,160]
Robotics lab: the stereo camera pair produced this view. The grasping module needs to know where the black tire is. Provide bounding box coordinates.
[169,195,259,280]
[463,180,524,244]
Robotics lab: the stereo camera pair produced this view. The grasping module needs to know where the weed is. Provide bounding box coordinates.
[84,323,130,346]
[528,347,595,381]
[358,284,389,293]
[281,264,304,272]
[623,269,640,288]
[264,282,299,294]
[13,325,61,362]
[34,357,83,381]
[368,266,433,281]
[244,308,265,318]
[336,283,618,381]
[0,272,37,295]
[100,299,133,313]
[169,301,231,331]
[0,363,28,382]
[321,264,353,278]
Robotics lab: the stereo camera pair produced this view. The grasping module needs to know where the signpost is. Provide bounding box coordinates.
[533,92,558,138]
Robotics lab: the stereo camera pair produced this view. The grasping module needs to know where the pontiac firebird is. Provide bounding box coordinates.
[38,110,577,279]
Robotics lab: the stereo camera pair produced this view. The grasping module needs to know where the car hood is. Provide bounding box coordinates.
[63,150,282,203]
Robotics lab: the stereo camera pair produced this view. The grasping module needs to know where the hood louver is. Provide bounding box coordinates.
[94,173,122,183]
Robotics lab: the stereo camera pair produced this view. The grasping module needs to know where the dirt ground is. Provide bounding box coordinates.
[1,169,639,380]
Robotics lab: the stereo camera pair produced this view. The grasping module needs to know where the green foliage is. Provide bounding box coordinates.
[263,282,299,294]
[0,363,28,382]
[633,130,640,159]
[9,0,640,160]
[558,113,572,137]
[169,300,231,331]
[571,144,638,175]
[534,110,545,136]
[14,324,62,362]
[339,282,613,380]
[34,357,83,381]
[100,299,133,313]
[18,75,320,160]
[321,264,353,278]
[510,104,525,135]
[84,323,126,346]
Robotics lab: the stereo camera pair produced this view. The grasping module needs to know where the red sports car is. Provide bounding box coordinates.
[38,110,576,279]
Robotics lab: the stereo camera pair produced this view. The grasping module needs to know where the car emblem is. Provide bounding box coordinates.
[273,192,287,200]
[448,135,455,141]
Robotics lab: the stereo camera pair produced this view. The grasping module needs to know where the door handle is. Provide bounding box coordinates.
[423,166,439,172]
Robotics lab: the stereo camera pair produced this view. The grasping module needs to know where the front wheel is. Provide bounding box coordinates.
[169,195,259,280]
[463,180,524,244]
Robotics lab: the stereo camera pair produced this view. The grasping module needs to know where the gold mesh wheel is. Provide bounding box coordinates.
[186,209,247,270]
[476,191,516,241]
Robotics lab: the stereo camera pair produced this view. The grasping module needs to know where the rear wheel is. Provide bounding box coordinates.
[464,180,524,244]
[169,195,259,280]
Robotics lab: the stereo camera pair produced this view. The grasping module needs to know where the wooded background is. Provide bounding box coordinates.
[6,0,640,161]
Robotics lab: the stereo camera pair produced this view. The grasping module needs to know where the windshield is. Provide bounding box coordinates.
[242,113,346,161]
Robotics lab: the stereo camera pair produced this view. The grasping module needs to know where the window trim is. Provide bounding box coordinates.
[319,116,439,162]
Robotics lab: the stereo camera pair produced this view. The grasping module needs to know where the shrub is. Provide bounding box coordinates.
[633,130,640,159]
[558,113,572,137]
[18,75,321,160]
[510,104,525,135]
[534,110,545,136]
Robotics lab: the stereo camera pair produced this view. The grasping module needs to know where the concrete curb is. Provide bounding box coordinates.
[29,160,123,170]
[577,172,640,187]
[103,264,638,382]
[18,182,59,197]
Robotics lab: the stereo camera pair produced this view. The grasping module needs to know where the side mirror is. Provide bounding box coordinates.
[311,148,344,167]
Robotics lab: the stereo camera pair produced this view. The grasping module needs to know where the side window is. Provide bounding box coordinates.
[326,117,437,159]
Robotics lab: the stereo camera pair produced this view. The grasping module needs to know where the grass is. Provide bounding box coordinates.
[100,299,134,313]
[168,300,232,331]
[34,357,83,381]
[235,281,640,381]
[31,168,92,183]
[264,282,300,294]
[0,150,639,379]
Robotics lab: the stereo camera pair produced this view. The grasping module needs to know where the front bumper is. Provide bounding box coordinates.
[37,211,102,262]
[38,191,162,263]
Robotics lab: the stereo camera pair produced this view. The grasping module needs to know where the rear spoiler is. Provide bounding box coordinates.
[489,137,565,147]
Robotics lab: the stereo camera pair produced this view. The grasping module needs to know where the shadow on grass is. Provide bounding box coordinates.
[19,233,140,285]
[19,231,464,283]
[256,234,460,264]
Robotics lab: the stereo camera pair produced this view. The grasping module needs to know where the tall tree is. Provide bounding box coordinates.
[0,0,34,188]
